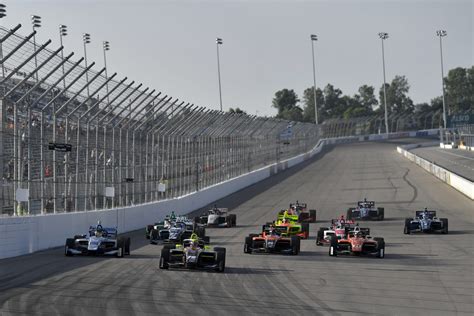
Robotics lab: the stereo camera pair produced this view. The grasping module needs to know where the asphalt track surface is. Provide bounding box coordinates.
[410,146,474,181]
[1,139,473,316]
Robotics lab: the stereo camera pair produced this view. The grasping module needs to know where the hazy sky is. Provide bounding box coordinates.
[2,0,473,116]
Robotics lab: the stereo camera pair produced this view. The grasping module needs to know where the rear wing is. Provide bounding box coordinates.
[289,203,307,209]
[207,208,228,215]
[415,210,437,218]
[89,226,118,237]
[357,201,375,208]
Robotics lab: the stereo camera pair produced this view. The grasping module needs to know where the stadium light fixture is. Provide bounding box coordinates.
[83,33,91,96]
[310,34,319,124]
[216,37,223,111]
[436,30,448,128]
[378,32,389,134]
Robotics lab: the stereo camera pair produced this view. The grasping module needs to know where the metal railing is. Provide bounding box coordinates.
[0,25,321,216]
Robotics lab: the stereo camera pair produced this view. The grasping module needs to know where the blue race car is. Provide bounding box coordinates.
[404,209,448,234]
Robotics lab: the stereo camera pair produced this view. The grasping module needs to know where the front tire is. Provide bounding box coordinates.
[329,236,338,256]
[244,236,252,254]
[441,218,448,234]
[404,218,411,235]
[65,238,75,257]
[159,247,170,269]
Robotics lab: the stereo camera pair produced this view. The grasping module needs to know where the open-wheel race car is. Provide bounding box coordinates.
[243,225,301,255]
[264,219,309,239]
[346,199,384,221]
[316,216,369,246]
[194,206,237,228]
[149,217,208,245]
[159,233,226,272]
[404,209,448,234]
[65,221,131,258]
[328,226,384,258]
[277,201,316,223]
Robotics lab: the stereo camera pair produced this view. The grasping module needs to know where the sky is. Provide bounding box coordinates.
[1,0,472,116]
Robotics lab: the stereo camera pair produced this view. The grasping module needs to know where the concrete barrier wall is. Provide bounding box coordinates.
[397,144,474,200]
[0,129,441,259]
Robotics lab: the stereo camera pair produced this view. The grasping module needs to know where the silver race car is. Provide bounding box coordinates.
[64,221,130,257]
[404,209,448,234]
[195,206,237,228]
[347,199,384,221]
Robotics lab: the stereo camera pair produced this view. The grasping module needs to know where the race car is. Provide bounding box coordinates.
[194,206,237,227]
[346,199,384,221]
[159,233,226,272]
[243,226,301,255]
[145,211,182,239]
[404,209,448,234]
[64,221,131,258]
[316,217,369,246]
[277,201,316,223]
[328,226,385,258]
[264,219,309,239]
[150,218,208,244]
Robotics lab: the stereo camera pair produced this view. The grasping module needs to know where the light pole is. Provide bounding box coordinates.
[31,15,41,82]
[103,40,110,105]
[310,34,319,124]
[83,33,91,97]
[59,24,67,88]
[378,32,389,134]
[216,37,223,111]
[0,3,6,78]
[436,30,448,128]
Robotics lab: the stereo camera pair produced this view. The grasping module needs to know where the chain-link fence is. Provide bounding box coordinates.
[0,25,322,216]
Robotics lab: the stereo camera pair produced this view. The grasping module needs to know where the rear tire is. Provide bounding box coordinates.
[346,208,353,220]
[316,228,324,246]
[150,229,158,244]
[215,247,226,272]
[378,208,385,221]
[404,218,411,235]
[125,237,131,255]
[373,237,385,258]
[441,218,448,234]
[159,247,170,269]
[329,236,338,256]
[309,209,317,223]
[65,238,75,257]
[244,236,253,254]
[301,222,310,239]
[290,236,300,255]
[116,238,125,258]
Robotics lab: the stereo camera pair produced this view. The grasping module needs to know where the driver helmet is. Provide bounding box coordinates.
[355,231,363,238]
[95,226,103,237]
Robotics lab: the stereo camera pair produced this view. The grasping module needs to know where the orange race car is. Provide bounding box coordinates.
[243,225,300,255]
[328,226,385,258]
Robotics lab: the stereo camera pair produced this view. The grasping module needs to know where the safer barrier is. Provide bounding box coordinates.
[397,144,474,200]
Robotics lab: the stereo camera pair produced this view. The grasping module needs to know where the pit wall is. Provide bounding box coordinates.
[0,129,439,259]
[397,143,474,200]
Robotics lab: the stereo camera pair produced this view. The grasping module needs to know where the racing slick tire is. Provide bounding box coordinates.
[346,208,354,220]
[125,237,131,255]
[214,247,226,272]
[196,226,206,238]
[316,228,325,246]
[244,236,253,254]
[248,233,259,238]
[290,236,300,255]
[145,225,153,239]
[231,214,237,227]
[116,238,125,258]
[404,219,411,235]
[159,247,170,269]
[441,218,448,234]
[150,229,158,244]
[202,236,211,244]
[377,208,385,221]
[309,209,317,223]
[301,222,310,239]
[65,238,75,257]
[329,236,338,257]
[373,237,385,258]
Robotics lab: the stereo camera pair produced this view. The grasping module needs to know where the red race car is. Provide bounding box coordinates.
[244,226,300,255]
[328,227,385,258]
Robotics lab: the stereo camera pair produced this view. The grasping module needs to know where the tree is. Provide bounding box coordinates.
[445,66,474,113]
[358,85,378,111]
[301,87,324,122]
[378,75,414,115]
[228,107,246,114]
[272,89,301,120]
[322,84,344,118]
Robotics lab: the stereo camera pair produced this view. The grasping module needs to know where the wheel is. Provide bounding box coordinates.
[329,236,338,256]
[150,229,158,244]
[116,238,125,258]
[378,208,385,221]
[249,233,259,238]
[346,208,353,220]
[309,209,317,223]
[231,214,237,227]
[441,218,448,234]
[65,238,75,256]
[316,229,324,246]
[301,222,310,239]
[373,238,385,258]
[146,225,153,239]
[404,218,411,235]
[202,236,210,244]
[214,248,226,272]
[159,247,170,269]
[244,236,253,254]
[125,237,131,255]
[290,236,300,255]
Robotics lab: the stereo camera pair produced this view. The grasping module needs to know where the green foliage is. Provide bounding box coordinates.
[445,66,474,113]
[228,107,246,114]
[272,89,302,121]
[378,75,414,115]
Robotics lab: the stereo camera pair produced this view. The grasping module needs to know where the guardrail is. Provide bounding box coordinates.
[397,144,474,200]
